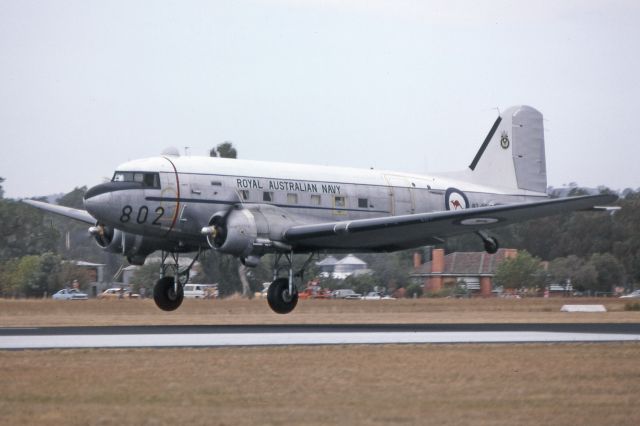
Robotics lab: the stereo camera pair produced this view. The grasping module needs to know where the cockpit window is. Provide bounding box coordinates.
[112,172,161,188]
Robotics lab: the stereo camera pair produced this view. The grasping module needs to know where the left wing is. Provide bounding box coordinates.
[283,194,618,251]
[22,199,96,224]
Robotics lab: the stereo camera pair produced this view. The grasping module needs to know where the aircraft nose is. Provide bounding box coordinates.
[84,182,115,200]
[83,183,114,219]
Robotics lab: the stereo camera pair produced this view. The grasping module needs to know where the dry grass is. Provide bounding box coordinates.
[1,298,639,425]
[1,343,639,425]
[0,298,639,327]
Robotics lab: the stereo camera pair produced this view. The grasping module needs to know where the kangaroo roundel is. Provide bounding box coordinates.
[445,188,469,211]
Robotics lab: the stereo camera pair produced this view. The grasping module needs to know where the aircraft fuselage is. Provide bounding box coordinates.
[83,155,547,253]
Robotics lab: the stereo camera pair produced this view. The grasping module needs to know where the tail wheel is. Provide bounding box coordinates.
[267,277,298,314]
[484,237,499,254]
[153,276,184,311]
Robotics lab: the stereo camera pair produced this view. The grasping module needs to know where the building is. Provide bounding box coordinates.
[71,260,106,298]
[316,254,370,279]
[411,248,518,296]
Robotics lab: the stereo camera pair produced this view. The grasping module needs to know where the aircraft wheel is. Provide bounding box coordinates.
[267,278,298,314]
[484,237,499,254]
[153,276,184,311]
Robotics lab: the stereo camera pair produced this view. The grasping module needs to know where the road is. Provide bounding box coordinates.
[2,323,640,349]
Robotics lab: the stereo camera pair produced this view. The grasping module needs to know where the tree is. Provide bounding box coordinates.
[0,177,4,199]
[494,251,546,291]
[210,142,237,159]
[131,261,162,294]
[0,253,96,298]
[342,273,379,295]
[548,255,597,292]
[57,186,87,209]
[589,253,624,293]
[0,199,59,262]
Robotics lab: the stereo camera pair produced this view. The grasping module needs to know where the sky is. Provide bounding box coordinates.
[1,0,639,198]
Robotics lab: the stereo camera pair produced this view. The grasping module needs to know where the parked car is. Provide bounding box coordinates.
[361,292,396,300]
[331,289,362,299]
[620,290,640,299]
[52,288,88,300]
[362,291,382,300]
[184,284,217,299]
[98,288,140,299]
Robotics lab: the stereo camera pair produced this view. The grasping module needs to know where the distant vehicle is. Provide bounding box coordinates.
[52,288,88,300]
[620,290,640,299]
[361,292,396,300]
[98,288,140,299]
[331,289,362,299]
[362,292,382,300]
[184,284,217,299]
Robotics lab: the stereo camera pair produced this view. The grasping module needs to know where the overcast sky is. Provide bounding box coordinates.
[1,0,639,198]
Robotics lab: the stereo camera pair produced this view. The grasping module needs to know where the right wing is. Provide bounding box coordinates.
[282,194,618,252]
[22,199,96,225]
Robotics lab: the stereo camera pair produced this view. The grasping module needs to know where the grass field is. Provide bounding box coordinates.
[1,344,639,425]
[1,298,639,425]
[0,297,639,327]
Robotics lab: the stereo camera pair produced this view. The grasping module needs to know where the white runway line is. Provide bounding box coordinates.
[2,331,640,349]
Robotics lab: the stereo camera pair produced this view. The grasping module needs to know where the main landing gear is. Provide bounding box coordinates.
[267,252,315,314]
[153,250,201,311]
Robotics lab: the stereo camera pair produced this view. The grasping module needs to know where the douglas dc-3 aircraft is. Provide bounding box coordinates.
[24,106,617,314]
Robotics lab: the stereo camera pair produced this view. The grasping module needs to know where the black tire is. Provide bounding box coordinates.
[267,278,298,314]
[153,276,184,311]
[484,237,499,254]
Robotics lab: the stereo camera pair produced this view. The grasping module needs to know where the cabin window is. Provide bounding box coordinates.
[211,181,222,186]
[358,198,368,208]
[287,193,298,204]
[334,196,346,208]
[263,192,273,202]
[112,172,160,188]
[113,172,131,182]
[311,194,321,205]
[143,173,160,188]
[240,190,250,200]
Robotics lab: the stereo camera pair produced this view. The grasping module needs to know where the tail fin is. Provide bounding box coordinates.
[469,105,547,193]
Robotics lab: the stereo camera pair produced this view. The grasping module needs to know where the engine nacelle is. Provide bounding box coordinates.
[202,204,301,259]
[204,209,258,258]
[90,225,156,265]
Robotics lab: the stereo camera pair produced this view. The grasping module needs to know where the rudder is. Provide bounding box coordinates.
[469,105,547,194]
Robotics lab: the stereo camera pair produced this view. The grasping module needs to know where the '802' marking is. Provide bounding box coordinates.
[120,205,164,225]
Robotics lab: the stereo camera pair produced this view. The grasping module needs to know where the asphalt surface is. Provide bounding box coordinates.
[1,323,640,350]
[2,323,640,336]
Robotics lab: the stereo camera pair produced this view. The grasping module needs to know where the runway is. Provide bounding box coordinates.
[2,323,640,349]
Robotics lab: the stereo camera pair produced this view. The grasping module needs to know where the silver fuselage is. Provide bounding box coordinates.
[83,155,547,253]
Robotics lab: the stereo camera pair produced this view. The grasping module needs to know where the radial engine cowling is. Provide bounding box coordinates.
[89,225,155,265]
[203,209,258,258]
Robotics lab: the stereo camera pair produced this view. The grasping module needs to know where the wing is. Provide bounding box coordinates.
[283,194,618,252]
[22,199,96,225]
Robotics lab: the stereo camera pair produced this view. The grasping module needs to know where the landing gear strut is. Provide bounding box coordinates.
[266,252,315,314]
[477,231,499,254]
[153,249,201,311]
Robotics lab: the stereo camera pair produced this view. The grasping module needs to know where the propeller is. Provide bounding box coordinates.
[201,190,243,249]
[201,205,238,248]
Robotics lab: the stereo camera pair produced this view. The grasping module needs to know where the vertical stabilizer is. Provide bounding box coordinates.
[468,105,547,193]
